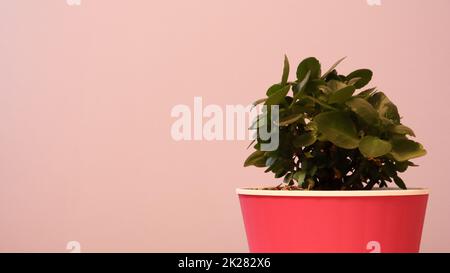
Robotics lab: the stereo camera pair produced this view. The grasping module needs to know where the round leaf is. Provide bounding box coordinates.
[265,85,290,106]
[346,97,379,124]
[358,136,392,158]
[296,57,321,82]
[328,85,356,104]
[347,69,373,89]
[266,83,283,96]
[390,124,416,137]
[314,111,360,149]
[293,132,317,147]
[390,139,427,161]
[327,80,347,92]
[368,92,400,123]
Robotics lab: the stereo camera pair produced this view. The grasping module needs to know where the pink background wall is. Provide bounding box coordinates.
[0,0,449,252]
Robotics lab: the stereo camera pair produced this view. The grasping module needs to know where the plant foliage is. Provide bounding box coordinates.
[244,56,426,190]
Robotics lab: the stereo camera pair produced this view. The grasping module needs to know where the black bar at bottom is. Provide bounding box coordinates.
[0,253,448,272]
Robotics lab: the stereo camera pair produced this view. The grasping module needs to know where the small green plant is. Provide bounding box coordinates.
[244,56,426,190]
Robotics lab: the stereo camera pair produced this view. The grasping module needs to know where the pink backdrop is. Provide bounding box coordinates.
[0,0,449,252]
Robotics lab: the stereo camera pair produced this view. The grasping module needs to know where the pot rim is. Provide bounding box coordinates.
[236,187,429,197]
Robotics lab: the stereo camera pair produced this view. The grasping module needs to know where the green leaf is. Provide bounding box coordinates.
[382,162,397,177]
[390,139,427,161]
[293,132,317,147]
[346,97,379,124]
[317,84,332,94]
[358,136,392,158]
[291,102,312,115]
[278,113,303,126]
[314,111,360,149]
[281,55,290,86]
[244,151,266,167]
[356,87,377,99]
[368,92,400,123]
[304,79,327,97]
[265,157,277,167]
[253,157,268,167]
[321,57,346,79]
[347,69,373,89]
[393,176,407,189]
[292,71,311,102]
[265,85,290,106]
[266,83,283,96]
[297,57,321,81]
[284,172,293,184]
[293,170,306,183]
[328,85,356,104]
[389,124,416,137]
[327,80,347,92]
[347,77,362,86]
[395,161,409,172]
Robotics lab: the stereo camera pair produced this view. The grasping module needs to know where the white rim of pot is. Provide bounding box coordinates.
[236,187,429,197]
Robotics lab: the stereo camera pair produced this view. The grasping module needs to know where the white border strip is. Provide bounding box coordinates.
[236,187,429,197]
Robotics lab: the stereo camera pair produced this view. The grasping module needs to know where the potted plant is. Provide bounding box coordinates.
[238,56,428,253]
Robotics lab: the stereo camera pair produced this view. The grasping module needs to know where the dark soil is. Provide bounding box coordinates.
[260,184,303,191]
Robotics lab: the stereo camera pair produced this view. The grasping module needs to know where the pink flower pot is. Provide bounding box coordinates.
[237,188,429,253]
